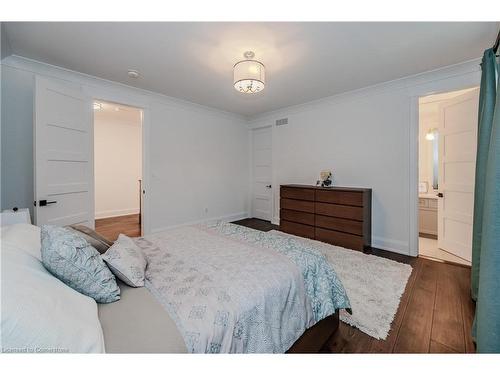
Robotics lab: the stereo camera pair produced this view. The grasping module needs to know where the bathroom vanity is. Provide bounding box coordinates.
[419,193,438,238]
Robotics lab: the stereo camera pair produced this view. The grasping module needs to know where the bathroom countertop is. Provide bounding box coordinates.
[419,192,438,199]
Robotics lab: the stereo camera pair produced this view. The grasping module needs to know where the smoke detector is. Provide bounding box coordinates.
[127,69,140,79]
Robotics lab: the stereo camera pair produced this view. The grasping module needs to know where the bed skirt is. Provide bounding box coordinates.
[287,311,339,353]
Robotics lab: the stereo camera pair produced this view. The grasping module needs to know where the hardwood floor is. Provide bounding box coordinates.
[234,218,476,353]
[95,216,269,242]
[95,214,141,241]
[94,215,476,353]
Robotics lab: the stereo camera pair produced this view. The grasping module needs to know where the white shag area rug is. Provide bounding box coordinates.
[269,230,413,340]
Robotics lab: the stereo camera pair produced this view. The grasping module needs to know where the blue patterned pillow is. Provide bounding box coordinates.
[40,225,120,303]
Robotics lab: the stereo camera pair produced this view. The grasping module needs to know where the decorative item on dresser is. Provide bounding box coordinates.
[280,184,372,252]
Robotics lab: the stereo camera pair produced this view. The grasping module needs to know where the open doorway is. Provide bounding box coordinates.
[417,87,479,266]
[93,100,143,241]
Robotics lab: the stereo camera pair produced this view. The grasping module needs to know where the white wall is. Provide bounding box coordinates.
[1,23,12,60]
[248,59,481,255]
[0,56,249,232]
[149,101,250,230]
[94,106,142,219]
[1,64,34,216]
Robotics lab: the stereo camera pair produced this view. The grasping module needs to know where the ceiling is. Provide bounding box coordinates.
[3,22,498,117]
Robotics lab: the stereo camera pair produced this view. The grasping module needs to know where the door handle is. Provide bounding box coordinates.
[436,193,443,198]
[38,199,57,207]
[266,185,272,188]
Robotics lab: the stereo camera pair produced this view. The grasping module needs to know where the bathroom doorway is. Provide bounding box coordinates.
[417,87,479,266]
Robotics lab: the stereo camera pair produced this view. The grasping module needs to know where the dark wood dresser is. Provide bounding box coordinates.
[280,184,372,252]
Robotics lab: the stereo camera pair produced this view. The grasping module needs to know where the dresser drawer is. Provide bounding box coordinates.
[280,220,315,239]
[281,198,315,213]
[315,190,364,207]
[281,187,315,201]
[315,227,364,251]
[280,209,315,226]
[280,184,371,253]
[418,198,428,208]
[315,202,363,221]
[315,215,363,236]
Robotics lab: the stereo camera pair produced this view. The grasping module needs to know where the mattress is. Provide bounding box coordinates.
[98,281,187,353]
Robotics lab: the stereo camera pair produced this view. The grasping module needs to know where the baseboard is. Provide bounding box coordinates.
[151,212,249,234]
[95,208,140,219]
[372,236,410,256]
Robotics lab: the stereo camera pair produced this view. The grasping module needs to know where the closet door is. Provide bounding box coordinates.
[251,126,272,221]
[34,76,94,227]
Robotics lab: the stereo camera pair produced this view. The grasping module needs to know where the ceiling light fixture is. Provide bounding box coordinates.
[233,51,265,94]
[128,69,140,79]
[93,102,102,110]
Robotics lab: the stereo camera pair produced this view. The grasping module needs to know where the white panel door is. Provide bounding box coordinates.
[252,127,272,221]
[34,76,94,227]
[437,88,479,261]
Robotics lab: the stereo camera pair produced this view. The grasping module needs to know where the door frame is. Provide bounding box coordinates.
[86,87,151,235]
[249,124,274,223]
[409,84,480,257]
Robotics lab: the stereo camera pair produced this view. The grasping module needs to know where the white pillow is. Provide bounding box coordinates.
[102,234,147,287]
[0,224,106,353]
[1,223,42,260]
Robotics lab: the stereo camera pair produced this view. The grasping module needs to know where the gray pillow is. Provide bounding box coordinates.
[41,225,120,303]
[102,234,147,287]
[67,225,113,254]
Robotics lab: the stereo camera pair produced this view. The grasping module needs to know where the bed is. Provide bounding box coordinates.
[1,222,350,353]
[98,281,341,353]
